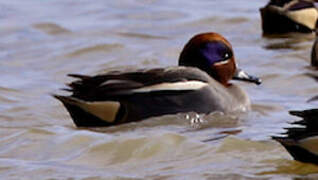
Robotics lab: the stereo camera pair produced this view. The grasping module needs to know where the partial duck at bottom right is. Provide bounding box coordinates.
[273,109,318,164]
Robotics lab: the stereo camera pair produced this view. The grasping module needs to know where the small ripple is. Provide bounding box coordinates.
[215,136,276,154]
[181,16,249,28]
[258,159,318,175]
[67,132,197,166]
[224,17,249,23]
[117,32,168,40]
[252,103,284,116]
[66,43,124,57]
[33,23,71,35]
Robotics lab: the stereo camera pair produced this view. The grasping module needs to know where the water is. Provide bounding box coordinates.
[1,0,318,179]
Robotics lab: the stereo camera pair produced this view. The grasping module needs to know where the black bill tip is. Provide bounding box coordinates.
[233,69,262,85]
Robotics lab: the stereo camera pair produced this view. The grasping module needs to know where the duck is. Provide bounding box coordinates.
[54,32,261,127]
[273,109,318,164]
[260,0,318,34]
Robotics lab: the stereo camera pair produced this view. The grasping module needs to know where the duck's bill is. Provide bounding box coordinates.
[232,69,262,85]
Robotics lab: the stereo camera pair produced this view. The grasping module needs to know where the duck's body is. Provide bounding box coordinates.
[55,32,261,127]
[55,67,250,127]
[260,0,318,34]
[273,109,318,164]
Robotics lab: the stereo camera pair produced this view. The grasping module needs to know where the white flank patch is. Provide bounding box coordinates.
[287,8,318,30]
[132,80,208,93]
[214,60,230,66]
[76,100,120,123]
[299,136,318,155]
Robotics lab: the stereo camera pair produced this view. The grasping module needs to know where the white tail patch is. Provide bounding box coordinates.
[298,136,318,155]
[132,80,208,93]
[68,98,120,123]
[287,8,318,29]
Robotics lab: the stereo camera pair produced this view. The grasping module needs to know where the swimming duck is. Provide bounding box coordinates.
[54,32,261,127]
[260,0,318,34]
[273,109,318,164]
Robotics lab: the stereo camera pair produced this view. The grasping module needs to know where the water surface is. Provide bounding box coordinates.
[1,0,318,179]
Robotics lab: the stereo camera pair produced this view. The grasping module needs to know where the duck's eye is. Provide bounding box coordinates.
[223,52,230,59]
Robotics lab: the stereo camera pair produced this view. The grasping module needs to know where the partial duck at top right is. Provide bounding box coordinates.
[260,0,318,34]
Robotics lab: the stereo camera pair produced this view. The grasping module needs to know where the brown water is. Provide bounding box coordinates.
[2,0,318,179]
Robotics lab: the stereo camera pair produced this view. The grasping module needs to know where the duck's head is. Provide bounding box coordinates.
[179,32,261,86]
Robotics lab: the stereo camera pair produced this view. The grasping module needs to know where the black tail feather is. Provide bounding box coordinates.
[68,74,91,79]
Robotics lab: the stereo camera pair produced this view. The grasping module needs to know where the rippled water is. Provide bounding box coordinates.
[2,0,318,179]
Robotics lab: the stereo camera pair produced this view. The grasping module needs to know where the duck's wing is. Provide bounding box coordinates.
[287,0,315,11]
[272,109,318,164]
[54,67,215,127]
[65,67,211,101]
[267,0,315,10]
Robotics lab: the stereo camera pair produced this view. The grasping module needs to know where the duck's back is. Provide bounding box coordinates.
[55,67,244,127]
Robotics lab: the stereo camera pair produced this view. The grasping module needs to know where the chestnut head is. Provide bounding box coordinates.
[179,32,261,86]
